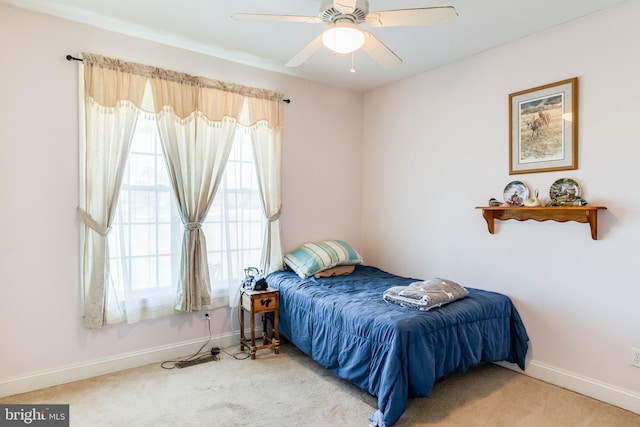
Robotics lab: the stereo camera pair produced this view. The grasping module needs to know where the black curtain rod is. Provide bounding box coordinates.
[66,54,291,104]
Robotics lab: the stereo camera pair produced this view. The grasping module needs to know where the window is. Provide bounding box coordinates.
[108,116,265,319]
[79,53,282,327]
[108,115,182,314]
[203,125,265,299]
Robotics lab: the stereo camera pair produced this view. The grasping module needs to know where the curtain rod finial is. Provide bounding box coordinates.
[66,54,82,62]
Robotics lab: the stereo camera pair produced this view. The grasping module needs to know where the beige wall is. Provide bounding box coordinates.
[362,1,640,412]
[0,3,362,392]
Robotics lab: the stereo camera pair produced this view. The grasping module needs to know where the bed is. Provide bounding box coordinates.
[266,264,529,427]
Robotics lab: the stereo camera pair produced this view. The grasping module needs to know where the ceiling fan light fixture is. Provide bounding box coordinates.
[322,20,365,54]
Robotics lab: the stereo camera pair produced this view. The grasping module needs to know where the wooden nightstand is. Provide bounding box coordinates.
[239,288,280,359]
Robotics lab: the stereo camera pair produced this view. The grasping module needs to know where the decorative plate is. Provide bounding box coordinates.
[549,178,582,206]
[503,181,529,207]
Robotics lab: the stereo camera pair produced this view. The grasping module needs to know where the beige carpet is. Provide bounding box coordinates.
[2,343,639,426]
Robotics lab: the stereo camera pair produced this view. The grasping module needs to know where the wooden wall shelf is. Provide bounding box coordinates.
[475,206,607,240]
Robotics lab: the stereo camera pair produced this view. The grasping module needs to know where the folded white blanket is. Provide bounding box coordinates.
[383,278,469,311]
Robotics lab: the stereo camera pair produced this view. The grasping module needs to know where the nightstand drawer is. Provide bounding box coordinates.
[241,289,278,314]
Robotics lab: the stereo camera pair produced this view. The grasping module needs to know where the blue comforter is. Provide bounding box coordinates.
[266,265,529,427]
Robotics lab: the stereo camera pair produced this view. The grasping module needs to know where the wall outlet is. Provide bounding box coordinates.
[632,348,640,368]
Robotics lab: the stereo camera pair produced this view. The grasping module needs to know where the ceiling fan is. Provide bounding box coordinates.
[232,0,457,69]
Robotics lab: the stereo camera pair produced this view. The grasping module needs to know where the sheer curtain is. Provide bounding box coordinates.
[78,54,147,328]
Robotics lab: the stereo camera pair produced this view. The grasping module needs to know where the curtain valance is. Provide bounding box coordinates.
[82,53,284,127]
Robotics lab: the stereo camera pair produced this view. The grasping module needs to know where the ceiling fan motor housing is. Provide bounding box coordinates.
[320,0,369,23]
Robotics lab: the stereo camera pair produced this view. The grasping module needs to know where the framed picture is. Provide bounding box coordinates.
[509,77,578,174]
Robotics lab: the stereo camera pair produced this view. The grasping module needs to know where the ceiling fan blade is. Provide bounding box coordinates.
[361,31,402,69]
[285,35,324,67]
[366,6,458,27]
[333,0,357,14]
[232,13,322,24]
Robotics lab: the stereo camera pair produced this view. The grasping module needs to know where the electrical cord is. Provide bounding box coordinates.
[160,307,252,368]
[228,284,254,360]
[229,282,252,361]
[221,346,251,360]
[160,315,214,369]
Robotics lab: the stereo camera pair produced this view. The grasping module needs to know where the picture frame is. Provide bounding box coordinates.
[509,77,578,174]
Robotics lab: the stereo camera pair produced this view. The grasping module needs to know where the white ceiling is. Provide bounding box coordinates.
[3,0,632,91]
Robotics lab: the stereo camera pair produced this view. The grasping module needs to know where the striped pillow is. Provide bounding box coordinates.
[284,240,363,279]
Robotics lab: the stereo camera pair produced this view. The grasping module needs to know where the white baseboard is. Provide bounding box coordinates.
[0,331,242,398]
[496,360,640,415]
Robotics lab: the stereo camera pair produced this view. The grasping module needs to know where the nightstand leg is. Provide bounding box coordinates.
[273,309,280,354]
[250,309,256,360]
[239,302,245,352]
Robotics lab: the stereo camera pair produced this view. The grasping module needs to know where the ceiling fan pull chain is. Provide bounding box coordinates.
[350,52,356,73]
